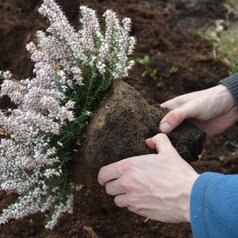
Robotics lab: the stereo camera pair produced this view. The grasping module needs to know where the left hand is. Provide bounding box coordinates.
[98,134,199,223]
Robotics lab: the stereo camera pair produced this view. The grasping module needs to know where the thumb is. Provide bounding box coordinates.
[151,133,176,154]
[159,108,186,133]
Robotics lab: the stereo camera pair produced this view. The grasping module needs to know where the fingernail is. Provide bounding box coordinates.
[159,122,171,133]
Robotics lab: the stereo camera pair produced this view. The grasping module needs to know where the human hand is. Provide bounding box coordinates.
[98,134,198,223]
[159,85,238,137]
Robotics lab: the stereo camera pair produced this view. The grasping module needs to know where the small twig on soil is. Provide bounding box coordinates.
[144,218,150,223]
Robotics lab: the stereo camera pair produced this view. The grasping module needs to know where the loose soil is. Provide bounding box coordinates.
[0,0,238,237]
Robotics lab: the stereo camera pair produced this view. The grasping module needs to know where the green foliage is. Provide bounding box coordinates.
[224,0,238,17]
[224,139,238,148]
[201,1,238,73]
[50,64,115,194]
[137,55,164,87]
[169,63,180,74]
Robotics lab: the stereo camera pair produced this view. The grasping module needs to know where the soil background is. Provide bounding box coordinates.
[0,0,238,237]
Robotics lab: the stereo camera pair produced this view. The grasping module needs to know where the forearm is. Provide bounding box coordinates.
[190,172,238,238]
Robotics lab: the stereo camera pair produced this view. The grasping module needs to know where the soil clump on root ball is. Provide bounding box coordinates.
[73,80,206,186]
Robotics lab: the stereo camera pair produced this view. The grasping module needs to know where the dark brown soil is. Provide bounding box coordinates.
[0,0,238,237]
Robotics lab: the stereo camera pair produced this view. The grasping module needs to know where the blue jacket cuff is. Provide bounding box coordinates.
[190,172,223,238]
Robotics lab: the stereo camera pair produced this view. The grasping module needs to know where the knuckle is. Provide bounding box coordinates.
[153,133,169,145]
[157,133,167,140]
[120,177,130,191]
[123,158,140,171]
[126,195,137,206]
[122,159,133,170]
[168,110,182,123]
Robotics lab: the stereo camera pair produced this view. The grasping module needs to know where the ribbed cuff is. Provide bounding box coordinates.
[220,72,238,106]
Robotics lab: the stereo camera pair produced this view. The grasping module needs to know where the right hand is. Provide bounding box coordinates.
[158,84,238,137]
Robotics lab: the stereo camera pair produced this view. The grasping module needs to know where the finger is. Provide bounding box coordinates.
[114,194,129,208]
[160,100,180,109]
[159,108,186,133]
[105,178,126,196]
[145,138,156,150]
[151,133,176,154]
[160,95,187,109]
[98,161,124,185]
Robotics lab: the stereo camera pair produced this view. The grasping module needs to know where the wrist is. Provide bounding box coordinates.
[217,84,237,109]
[207,84,238,121]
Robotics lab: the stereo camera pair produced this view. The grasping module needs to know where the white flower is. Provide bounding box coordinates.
[0,0,135,229]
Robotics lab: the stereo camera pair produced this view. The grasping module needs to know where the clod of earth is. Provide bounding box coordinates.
[72,80,206,186]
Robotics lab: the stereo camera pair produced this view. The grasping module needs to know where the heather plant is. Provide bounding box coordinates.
[0,0,135,229]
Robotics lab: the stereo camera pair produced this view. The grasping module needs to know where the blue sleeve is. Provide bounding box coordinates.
[190,172,238,238]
